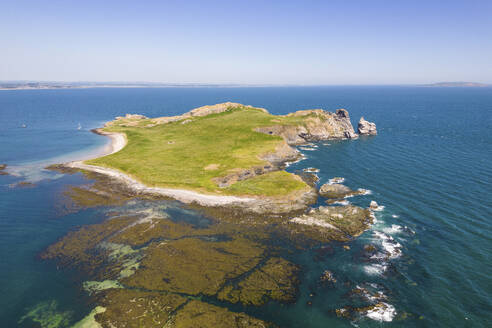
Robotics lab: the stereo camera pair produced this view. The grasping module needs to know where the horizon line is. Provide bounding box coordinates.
[1,80,491,89]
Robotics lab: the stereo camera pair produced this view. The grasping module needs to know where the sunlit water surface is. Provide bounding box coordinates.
[0,87,490,327]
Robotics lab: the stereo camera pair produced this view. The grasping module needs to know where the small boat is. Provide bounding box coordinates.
[21,124,27,128]
[77,123,82,130]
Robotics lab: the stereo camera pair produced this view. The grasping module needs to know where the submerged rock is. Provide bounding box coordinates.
[10,181,36,188]
[358,117,377,135]
[336,284,396,322]
[320,270,337,283]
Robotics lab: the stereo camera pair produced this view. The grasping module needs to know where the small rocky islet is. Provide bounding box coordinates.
[41,103,380,327]
[0,164,8,175]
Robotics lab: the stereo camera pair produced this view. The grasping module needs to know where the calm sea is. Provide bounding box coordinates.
[0,87,491,327]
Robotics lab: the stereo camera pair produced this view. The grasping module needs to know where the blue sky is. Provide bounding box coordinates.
[1,0,491,84]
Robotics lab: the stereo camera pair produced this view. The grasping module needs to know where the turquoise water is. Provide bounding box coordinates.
[0,87,491,327]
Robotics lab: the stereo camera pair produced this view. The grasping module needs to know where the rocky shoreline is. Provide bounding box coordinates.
[61,104,376,214]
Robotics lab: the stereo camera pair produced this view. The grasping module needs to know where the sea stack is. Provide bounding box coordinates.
[358,117,377,135]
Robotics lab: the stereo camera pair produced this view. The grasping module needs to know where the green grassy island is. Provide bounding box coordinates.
[84,102,358,204]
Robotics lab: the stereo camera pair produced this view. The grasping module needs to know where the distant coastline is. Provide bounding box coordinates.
[1,81,490,90]
[420,81,490,87]
[0,81,254,90]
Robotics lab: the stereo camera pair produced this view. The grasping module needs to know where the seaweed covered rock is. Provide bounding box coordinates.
[123,237,264,295]
[94,289,272,328]
[94,289,187,328]
[290,205,373,239]
[174,300,271,328]
[218,257,299,306]
[40,216,137,271]
[319,270,337,283]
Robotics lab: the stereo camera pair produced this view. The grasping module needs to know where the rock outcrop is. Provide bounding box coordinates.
[259,141,300,165]
[290,205,373,238]
[256,108,358,145]
[358,117,377,135]
[0,164,7,176]
[319,183,353,198]
[187,102,268,117]
[213,164,277,188]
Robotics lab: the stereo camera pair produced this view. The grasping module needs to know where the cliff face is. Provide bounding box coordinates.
[255,108,358,145]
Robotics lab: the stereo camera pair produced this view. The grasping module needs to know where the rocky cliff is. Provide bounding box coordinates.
[256,108,358,145]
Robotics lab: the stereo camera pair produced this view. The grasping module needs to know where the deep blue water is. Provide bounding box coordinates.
[0,87,491,327]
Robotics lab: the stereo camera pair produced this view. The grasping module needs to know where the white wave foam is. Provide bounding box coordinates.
[333,200,350,206]
[299,146,317,151]
[363,263,388,275]
[369,252,388,261]
[290,217,338,230]
[328,177,345,184]
[284,154,307,167]
[366,302,396,322]
[373,231,402,259]
[353,285,397,322]
[382,224,403,235]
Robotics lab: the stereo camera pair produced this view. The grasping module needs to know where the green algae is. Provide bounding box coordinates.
[18,300,74,328]
[98,242,140,260]
[83,280,123,295]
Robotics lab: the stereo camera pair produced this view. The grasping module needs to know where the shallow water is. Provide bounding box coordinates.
[0,87,491,327]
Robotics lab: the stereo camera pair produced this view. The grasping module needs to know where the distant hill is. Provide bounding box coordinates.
[422,82,490,87]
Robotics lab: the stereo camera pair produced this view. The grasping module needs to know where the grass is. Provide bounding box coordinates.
[86,105,310,196]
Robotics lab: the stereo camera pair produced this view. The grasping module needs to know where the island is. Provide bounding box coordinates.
[421,81,490,87]
[42,103,384,327]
